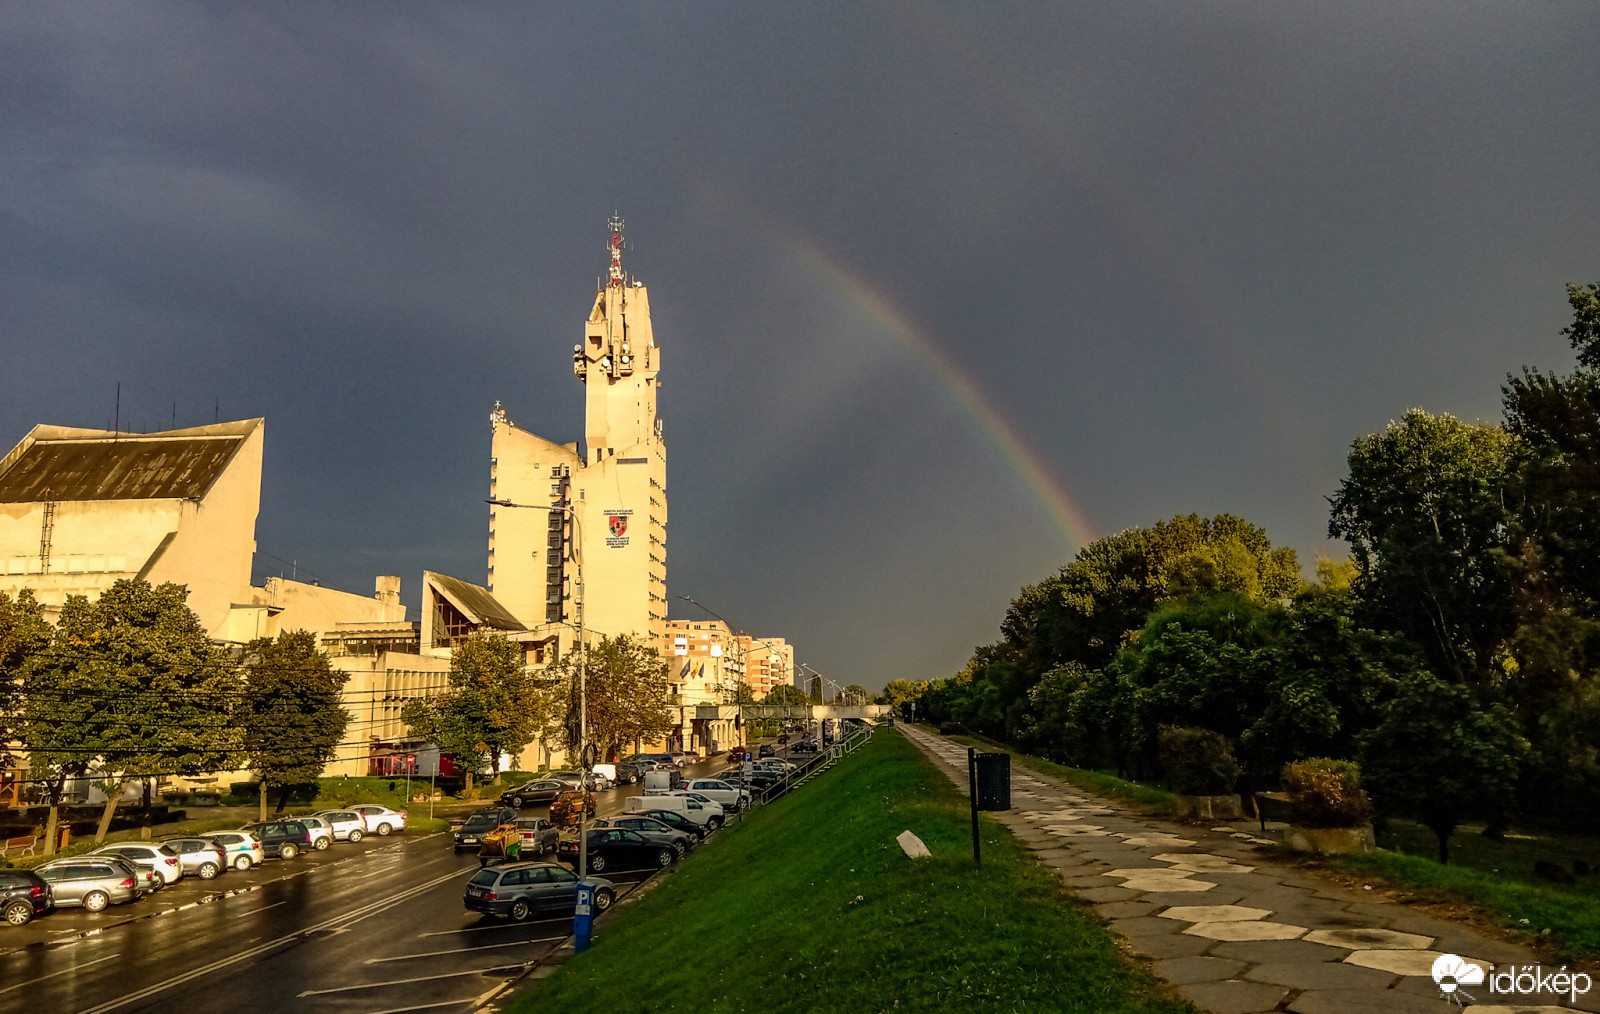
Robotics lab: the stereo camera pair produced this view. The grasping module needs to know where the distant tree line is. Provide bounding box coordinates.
[904,283,1600,861]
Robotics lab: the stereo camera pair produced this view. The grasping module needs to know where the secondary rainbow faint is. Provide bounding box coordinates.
[779,223,1095,558]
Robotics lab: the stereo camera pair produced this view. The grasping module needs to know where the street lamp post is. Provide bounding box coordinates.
[486,497,589,883]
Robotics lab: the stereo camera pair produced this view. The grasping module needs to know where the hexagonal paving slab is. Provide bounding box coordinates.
[1118,874,1217,892]
[1302,927,1434,950]
[1344,949,1488,977]
[1184,920,1308,941]
[1158,904,1272,923]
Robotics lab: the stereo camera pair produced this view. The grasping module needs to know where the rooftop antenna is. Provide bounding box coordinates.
[214,397,219,423]
[113,382,120,442]
[607,213,625,287]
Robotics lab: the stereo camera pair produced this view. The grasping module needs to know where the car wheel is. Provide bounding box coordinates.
[82,891,109,913]
[593,887,614,911]
[198,862,219,880]
[234,854,253,871]
[707,816,723,831]
[280,844,298,860]
[315,837,330,851]
[509,899,532,922]
[376,822,392,836]
[589,854,607,872]
[656,848,674,867]
[674,842,687,856]
[510,796,523,808]
[348,829,363,843]
[3,900,33,926]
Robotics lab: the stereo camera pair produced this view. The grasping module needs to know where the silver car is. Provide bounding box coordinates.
[206,830,266,870]
[34,858,142,911]
[313,810,368,842]
[158,837,229,879]
[295,816,335,850]
[351,804,407,835]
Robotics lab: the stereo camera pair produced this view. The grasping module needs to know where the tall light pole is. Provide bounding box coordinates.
[487,497,589,880]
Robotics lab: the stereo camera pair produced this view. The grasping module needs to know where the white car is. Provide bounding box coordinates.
[352,804,407,835]
[668,791,726,824]
[754,759,797,775]
[295,816,335,850]
[314,809,369,842]
[683,778,749,812]
[206,831,266,870]
[91,842,185,885]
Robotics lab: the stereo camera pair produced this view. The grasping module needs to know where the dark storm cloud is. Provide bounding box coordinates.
[3,2,1597,687]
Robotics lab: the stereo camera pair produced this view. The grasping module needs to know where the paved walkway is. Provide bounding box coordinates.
[900,725,1599,1014]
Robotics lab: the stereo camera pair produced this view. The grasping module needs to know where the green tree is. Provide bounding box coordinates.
[20,581,242,844]
[880,679,930,707]
[807,674,822,703]
[403,631,538,780]
[763,684,809,706]
[544,633,674,761]
[1329,409,1518,686]
[239,630,351,819]
[1360,673,1526,863]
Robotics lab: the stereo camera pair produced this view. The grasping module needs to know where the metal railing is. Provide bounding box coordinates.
[753,724,874,805]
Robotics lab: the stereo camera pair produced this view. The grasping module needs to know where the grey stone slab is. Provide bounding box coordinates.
[1119,931,1216,959]
[1075,886,1140,903]
[1061,874,1115,888]
[1139,889,1249,908]
[1287,988,1448,1014]
[1150,955,1248,986]
[1110,915,1184,937]
[1093,900,1162,920]
[1208,938,1349,964]
[1176,980,1289,1014]
[1243,959,1397,990]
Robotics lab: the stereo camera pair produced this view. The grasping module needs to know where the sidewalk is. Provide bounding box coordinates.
[900,725,1598,1014]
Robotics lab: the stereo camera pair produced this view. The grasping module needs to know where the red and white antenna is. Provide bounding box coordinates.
[607,213,625,286]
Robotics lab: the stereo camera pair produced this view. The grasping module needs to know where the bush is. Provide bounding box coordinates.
[1282,758,1371,828]
[1156,726,1239,795]
[938,721,969,736]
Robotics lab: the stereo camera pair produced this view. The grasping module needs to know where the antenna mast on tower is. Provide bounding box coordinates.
[607,213,626,287]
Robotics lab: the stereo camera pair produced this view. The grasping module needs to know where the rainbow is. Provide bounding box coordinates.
[773,220,1096,557]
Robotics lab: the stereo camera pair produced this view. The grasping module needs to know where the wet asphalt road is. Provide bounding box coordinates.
[0,753,762,1014]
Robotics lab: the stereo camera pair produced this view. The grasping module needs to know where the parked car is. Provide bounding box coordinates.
[0,869,52,926]
[549,790,596,826]
[557,828,676,873]
[791,739,820,753]
[313,810,369,842]
[295,816,335,850]
[351,805,407,835]
[683,778,749,812]
[463,862,614,922]
[625,753,678,770]
[500,779,567,809]
[33,858,141,912]
[755,758,797,775]
[91,843,184,885]
[454,807,518,851]
[758,744,776,758]
[242,820,312,859]
[642,769,685,795]
[633,807,708,843]
[591,815,692,857]
[157,837,228,879]
[614,760,650,785]
[547,769,606,791]
[671,791,727,824]
[512,817,560,857]
[206,831,266,870]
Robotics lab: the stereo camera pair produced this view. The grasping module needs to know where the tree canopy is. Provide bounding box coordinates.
[403,631,541,778]
[239,629,351,813]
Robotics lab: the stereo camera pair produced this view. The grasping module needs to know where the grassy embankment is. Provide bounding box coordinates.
[1327,819,1600,961]
[515,728,1193,1014]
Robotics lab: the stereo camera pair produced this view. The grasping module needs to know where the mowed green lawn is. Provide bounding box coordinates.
[514,728,1193,1014]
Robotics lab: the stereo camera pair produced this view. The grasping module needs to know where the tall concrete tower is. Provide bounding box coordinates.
[488,217,668,650]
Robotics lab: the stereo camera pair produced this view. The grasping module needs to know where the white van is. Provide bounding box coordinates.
[643,770,685,796]
[625,793,723,831]
[591,763,618,787]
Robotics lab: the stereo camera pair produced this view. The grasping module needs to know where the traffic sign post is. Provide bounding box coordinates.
[574,881,595,952]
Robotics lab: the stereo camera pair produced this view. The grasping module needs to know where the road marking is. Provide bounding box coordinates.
[230,900,285,918]
[364,936,562,962]
[0,953,120,996]
[73,866,473,1014]
[297,965,523,996]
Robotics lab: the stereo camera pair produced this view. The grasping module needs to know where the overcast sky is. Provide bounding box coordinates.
[3,3,1597,690]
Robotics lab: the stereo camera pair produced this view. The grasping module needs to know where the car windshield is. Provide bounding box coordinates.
[468,869,499,887]
[463,815,496,831]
